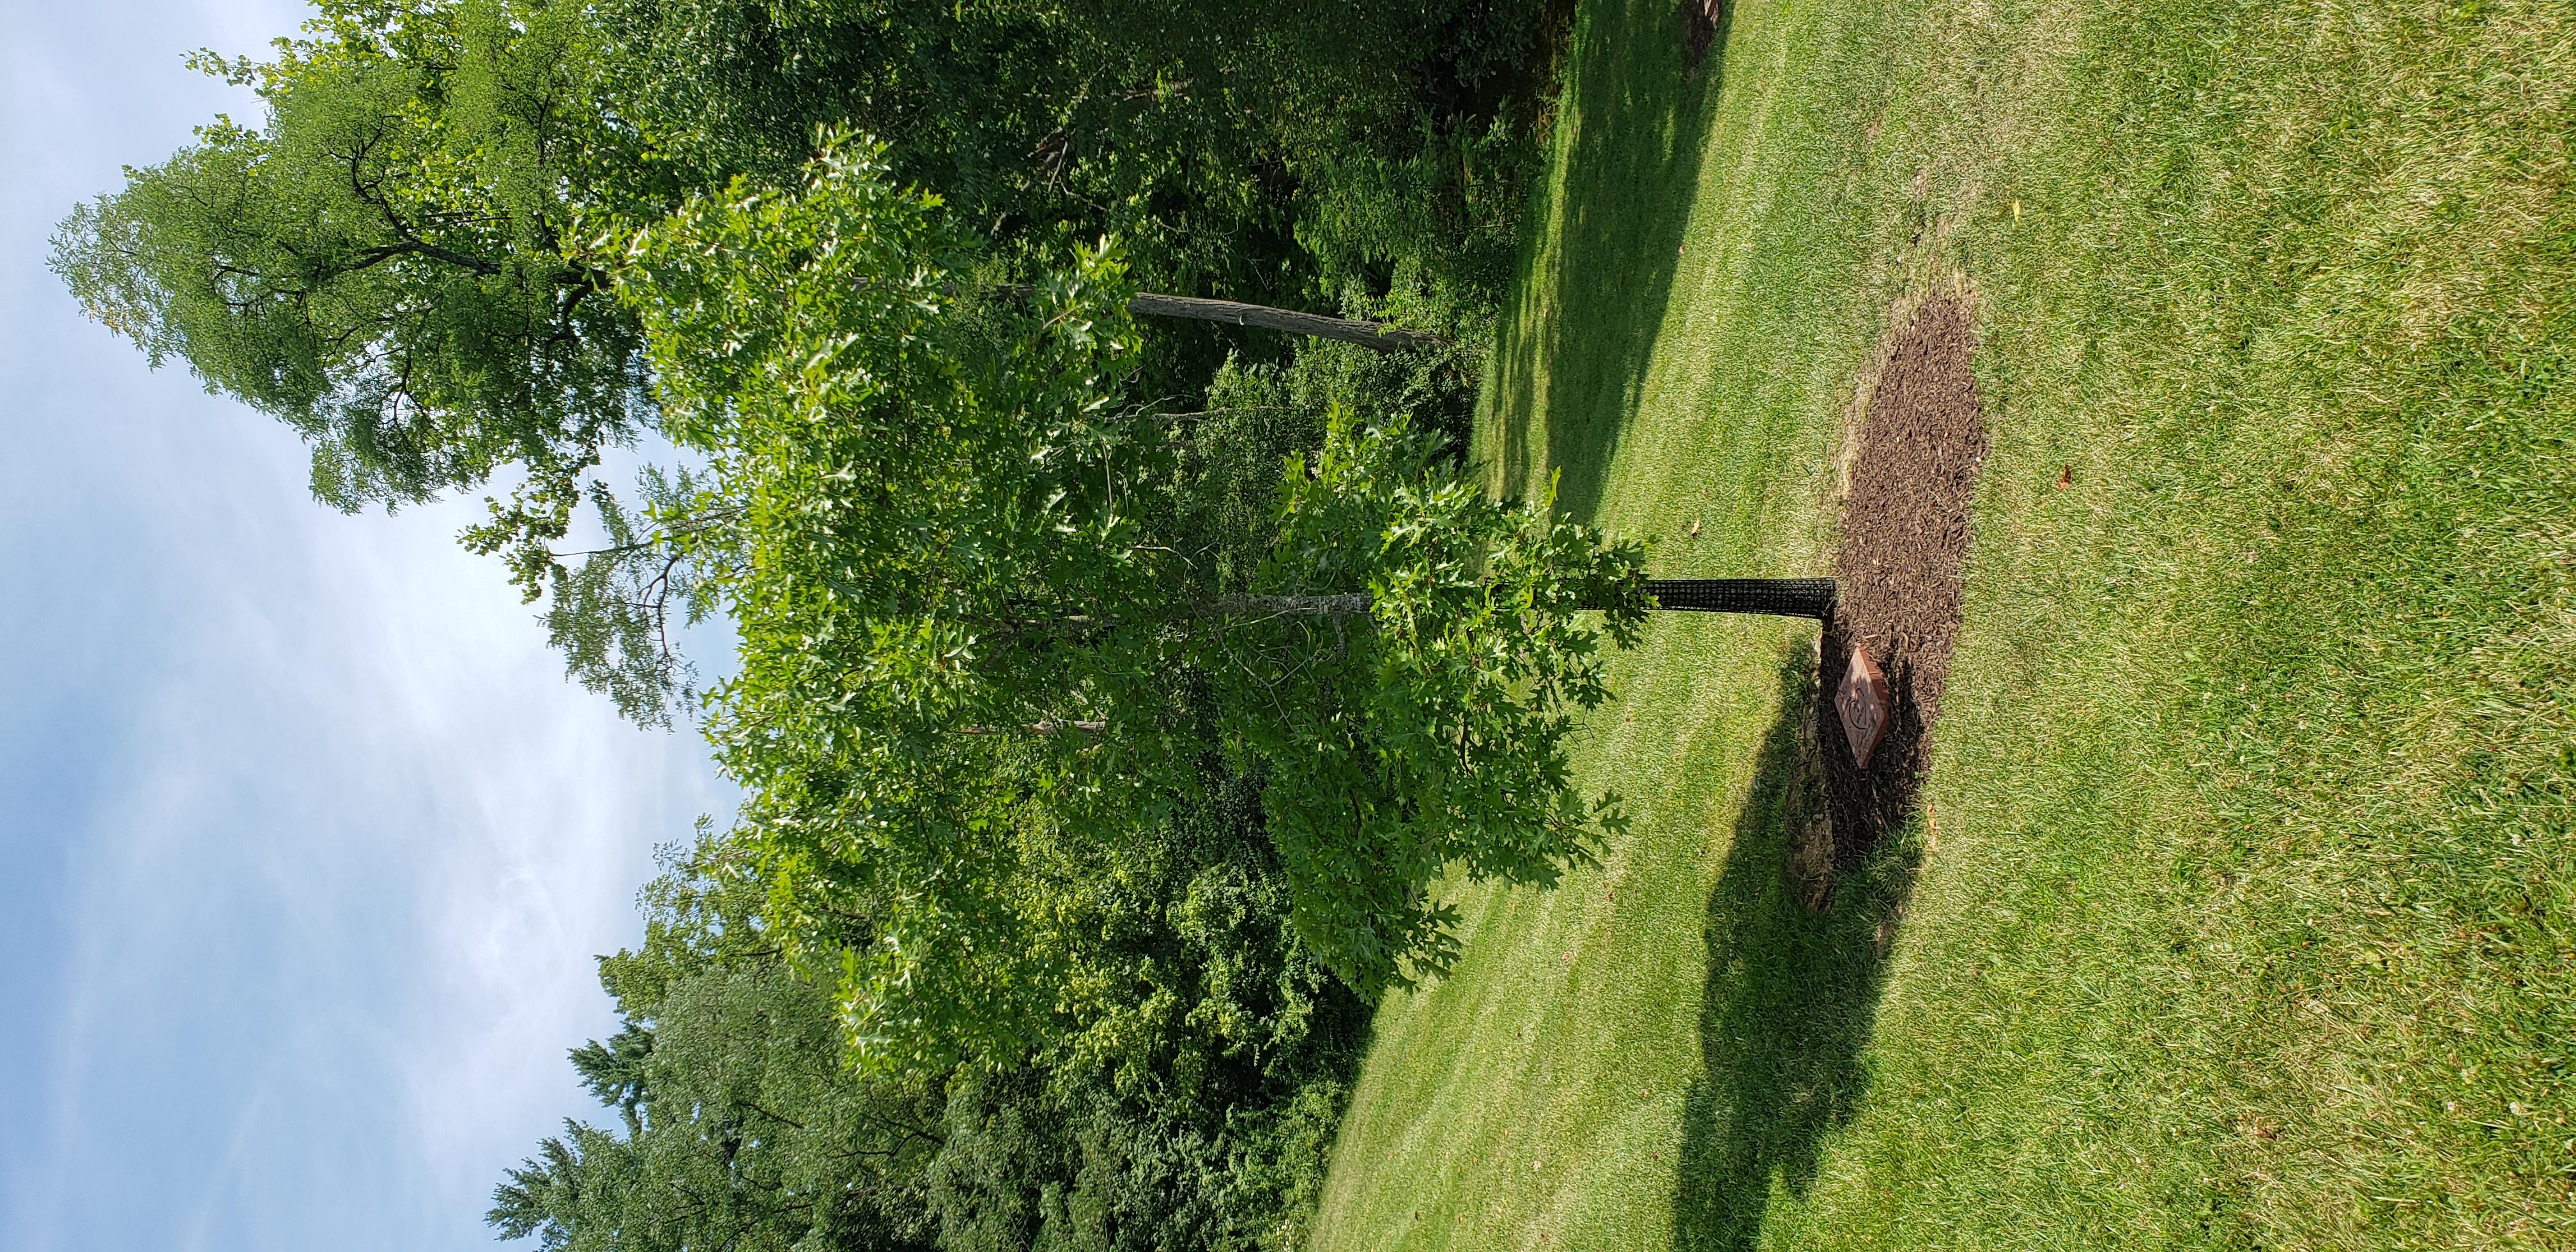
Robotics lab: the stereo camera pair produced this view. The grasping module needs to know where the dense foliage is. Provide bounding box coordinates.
[57,2,1638,1247]
[493,809,1367,1252]
[52,0,1560,574]
[618,139,1648,1019]
[51,3,648,549]
[493,134,1641,1237]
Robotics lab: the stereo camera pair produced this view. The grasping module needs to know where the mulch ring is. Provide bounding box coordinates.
[1784,294,1988,901]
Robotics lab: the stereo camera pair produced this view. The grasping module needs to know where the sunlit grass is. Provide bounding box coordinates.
[1311,0,2574,1245]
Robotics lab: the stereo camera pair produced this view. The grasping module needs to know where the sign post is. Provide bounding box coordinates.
[1834,645,1890,769]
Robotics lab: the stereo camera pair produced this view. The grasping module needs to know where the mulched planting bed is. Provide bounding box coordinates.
[1817,294,1988,867]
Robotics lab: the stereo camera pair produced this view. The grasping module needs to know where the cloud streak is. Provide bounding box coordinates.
[0,4,734,1249]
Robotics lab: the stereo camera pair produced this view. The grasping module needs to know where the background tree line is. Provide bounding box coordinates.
[54,2,1626,1247]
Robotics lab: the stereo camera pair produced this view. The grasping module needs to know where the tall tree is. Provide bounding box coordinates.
[608,139,1650,1034]
[51,1,656,570]
[53,0,1542,560]
[497,807,1370,1252]
[491,865,946,1252]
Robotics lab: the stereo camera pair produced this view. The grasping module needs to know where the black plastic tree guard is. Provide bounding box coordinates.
[1636,578,1836,620]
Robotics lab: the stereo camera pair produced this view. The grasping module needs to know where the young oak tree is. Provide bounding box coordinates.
[604,137,1650,1058]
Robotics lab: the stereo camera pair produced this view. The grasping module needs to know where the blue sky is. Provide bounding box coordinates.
[0,3,733,1249]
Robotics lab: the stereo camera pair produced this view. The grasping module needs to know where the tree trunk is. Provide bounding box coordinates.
[1191,592,1376,616]
[1008,581,1830,643]
[983,284,1447,353]
[1122,292,1448,354]
[1197,581,1834,619]
[1200,582,1834,620]
[962,719,1108,735]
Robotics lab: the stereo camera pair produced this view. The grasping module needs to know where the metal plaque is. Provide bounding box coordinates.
[1836,645,1892,769]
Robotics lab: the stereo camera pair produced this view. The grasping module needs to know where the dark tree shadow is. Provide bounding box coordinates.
[1670,649,1919,1251]
[1488,0,1735,521]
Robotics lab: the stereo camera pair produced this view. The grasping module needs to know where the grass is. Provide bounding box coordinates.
[1306,0,2575,1246]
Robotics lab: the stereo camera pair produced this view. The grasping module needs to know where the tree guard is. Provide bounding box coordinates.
[1639,577,1836,619]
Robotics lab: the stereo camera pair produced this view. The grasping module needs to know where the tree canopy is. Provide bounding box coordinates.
[54,0,1558,576]
[606,138,1650,1028]
[51,1,649,554]
[59,6,1639,1245]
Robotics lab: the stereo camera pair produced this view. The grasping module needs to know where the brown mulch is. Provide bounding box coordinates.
[1814,295,1988,871]
[1684,0,1723,70]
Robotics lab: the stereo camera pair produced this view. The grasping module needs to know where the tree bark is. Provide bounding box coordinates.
[960,719,1108,735]
[1190,592,1375,617]
[1193,583,1836,620]
[1199,581,1833,619]
[981,284,1446,353]
[995,581,1832,644]
[1122,292,1448,354]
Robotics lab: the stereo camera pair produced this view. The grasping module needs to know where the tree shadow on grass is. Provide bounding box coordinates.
[1671,650,1919,1251]
[1488,0,1733,523]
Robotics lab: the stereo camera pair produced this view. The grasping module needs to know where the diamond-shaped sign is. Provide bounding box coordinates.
[1836,645,1892,769]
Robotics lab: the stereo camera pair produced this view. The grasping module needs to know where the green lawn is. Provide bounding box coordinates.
[1307,0,2575,1246]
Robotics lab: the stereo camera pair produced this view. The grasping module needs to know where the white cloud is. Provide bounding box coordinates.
[4,311,729,1252]
[0,3,735,1249]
